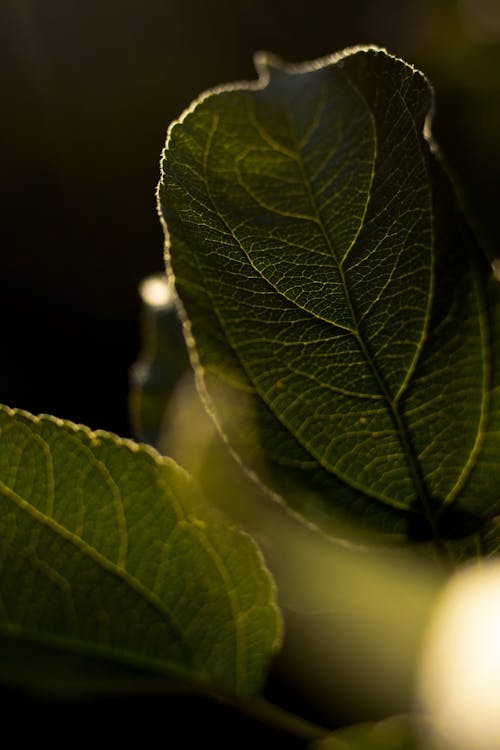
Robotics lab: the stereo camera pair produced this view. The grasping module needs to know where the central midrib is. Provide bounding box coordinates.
[283,91,438,528]
[194,99,437,526]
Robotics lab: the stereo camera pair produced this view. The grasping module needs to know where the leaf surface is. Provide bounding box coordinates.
[0,405,280,697]
[158,47,500,542]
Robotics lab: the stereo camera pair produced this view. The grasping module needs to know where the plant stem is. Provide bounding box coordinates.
[233,695,331,742]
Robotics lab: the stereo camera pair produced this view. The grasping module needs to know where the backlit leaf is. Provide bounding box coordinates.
[158,47,500,544]
[0,405,281,697]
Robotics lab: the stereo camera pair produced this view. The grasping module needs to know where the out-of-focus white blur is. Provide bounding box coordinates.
[416,559,500,750]
[139,273,173,308]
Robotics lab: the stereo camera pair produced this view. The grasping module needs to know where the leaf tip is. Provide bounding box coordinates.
[253,49,288,85]
[253,45,392,80]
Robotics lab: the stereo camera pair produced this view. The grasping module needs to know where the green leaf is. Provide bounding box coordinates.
[158,47,500,543]
[0,405,281,697]
[129,273,190,449]
[310,715,421,749]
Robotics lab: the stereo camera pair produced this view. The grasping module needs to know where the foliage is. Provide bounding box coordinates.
[2,46,499,747]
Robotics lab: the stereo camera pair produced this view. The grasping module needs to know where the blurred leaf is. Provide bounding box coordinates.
[158,47,500,546]
[129,273,190,448]
[0,405,281,698]
[310,714,421,749]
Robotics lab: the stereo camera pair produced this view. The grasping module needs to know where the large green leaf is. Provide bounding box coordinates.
[0,405,281,697]
[158,47,500,544]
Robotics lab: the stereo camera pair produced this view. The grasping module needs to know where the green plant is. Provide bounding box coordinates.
[1,46,499,748]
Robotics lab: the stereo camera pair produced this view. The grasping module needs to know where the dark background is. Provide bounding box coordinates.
[2,0,500,437]
[2,0,500,744]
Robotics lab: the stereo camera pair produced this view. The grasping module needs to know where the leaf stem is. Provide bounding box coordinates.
[233,694,331,742]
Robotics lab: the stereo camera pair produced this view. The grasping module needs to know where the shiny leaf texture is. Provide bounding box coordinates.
[0,405,281,697]
[158,47,500,543]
